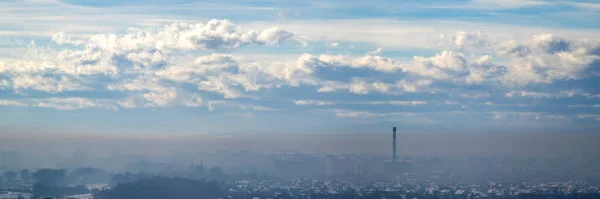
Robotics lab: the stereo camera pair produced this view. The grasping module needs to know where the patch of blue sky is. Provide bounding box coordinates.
[524,79,600,93]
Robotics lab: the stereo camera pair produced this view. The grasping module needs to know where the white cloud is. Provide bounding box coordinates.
[11,75,90,93]
[577,114,600,121]
[459,93,491,98]
[294,100,336,106]
[568,104,589,108]
[334,109,386,118]
[207,100,276,112]
[301,50,403,73]
[453,31,492,49]
[504,90,585,98]
[349,79,393,94]
[107,77,171,93]
[465,0,549,10]
[4,28,598,105]
[396,79,433,92]
[410,51,507,84]
[117,97,138,109]
[66,19,304,52]
[332,109,423,119]
[0,19,306,99]
[35,97,118,110]
[389,101,428,106]
[0,97,122,110]
[350,101,428,106]
[491,111,572,121]
[289,32,600,87]
[244,19,600,51]
[438,31,600,85]
[317,81,348,93]
[52,32,84,45]
[182,95,205,107]
[0,13,599,131]
[491,111,540,120]
[497,34,600,85]
[0,99,28,107]
[443,100,460,105]
[566,2,600,10]
[293,100,427,106]
[142,90,177,107]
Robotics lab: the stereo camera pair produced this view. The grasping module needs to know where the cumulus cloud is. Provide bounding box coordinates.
[410,51,507,84]
[497,34,600,85]
[349,79,392,94]
[437,31,600,85]
[453,31,492,49]
[11,75,90,93]
[0,19,309,107]
[317,81,348,93]
[396,79,433,92]
[142,90,177,107]
[496,40,532,57]
[52,32,84,46]
[300,50,402,72]
[1,16,600,131]
[296,32,599,88]
[182,95,205,107]
[66,19,305,52]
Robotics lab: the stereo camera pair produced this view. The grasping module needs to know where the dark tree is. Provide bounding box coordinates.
[69,167,109,185]
[33,169,67,185]
[208,166,224,176]
[5,171,17,182]
[109,172,154,186]
[94,177,237,199]
[20,169,31,181]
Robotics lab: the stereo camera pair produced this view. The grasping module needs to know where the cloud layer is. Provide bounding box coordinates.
[1,14,600,131]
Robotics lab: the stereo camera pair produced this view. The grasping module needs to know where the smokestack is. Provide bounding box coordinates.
[393,127,397,162]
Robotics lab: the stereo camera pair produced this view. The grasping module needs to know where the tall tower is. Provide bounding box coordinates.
[393,127,397,162]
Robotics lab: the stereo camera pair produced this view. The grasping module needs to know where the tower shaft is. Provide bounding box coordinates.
[393,127,397,162]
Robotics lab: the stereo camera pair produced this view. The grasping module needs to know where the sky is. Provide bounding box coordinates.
[0,0,600,135]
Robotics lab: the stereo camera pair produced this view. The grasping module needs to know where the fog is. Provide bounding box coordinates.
[2,132,599,159]
[2,131,600,198]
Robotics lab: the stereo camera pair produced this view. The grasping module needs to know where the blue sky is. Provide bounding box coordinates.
[0,0,599,135]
